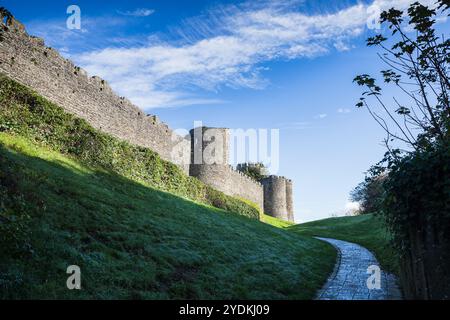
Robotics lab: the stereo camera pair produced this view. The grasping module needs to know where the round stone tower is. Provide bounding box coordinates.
[285,179,294,222]
[261,176,288,221]
[188,126,264,212]
[190,126,229,166]
[189,126,231,195]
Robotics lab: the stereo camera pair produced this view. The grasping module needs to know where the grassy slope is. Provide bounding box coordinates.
[261,214,295,229]
[291,214,398,274]
[0,74,258,219]
[0,133,336,299]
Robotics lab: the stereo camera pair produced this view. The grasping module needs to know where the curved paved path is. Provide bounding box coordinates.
[316,237,402,300]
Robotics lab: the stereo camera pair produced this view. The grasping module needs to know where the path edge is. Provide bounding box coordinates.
[314,237,342,300]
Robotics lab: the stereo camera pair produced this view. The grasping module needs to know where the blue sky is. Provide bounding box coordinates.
[3,0,448,221]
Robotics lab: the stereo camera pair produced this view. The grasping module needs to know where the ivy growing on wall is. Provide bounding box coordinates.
[0,74,259,220]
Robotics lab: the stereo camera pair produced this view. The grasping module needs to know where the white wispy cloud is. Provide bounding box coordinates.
[278,121,312,130]
[70,0,440,109]
[26,16,132,54]
[316,113,328,119]
[117,8,155,17]
[337,108,351,114]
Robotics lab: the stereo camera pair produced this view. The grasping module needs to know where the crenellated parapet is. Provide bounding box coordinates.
[0,9,191,174]
[232,165,264,188]
[1,7,26,33]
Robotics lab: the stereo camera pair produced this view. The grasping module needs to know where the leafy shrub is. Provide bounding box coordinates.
[350,174,386,214]
[0,74,259,219]
[352,0,449,298]
[382,142,450,298]
[383,142,450,252]
[236,163,268,181]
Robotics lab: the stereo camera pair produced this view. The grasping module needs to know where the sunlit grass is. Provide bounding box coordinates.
[261,214,295,228]
[292,214,399,274]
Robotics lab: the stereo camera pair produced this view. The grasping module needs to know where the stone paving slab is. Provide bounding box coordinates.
[316,237,402,300]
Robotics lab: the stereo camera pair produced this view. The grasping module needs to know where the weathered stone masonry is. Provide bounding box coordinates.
[189,127,264,210]
[0,15,191,173]
[0,14,295,221]
[285,179,294,222]
[261,176,294,222]
[190,127,294,221]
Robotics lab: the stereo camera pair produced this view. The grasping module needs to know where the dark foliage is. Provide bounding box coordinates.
[236,162,269,181]
[350,175,386,214]
[382,142,450,298]
[353,0,450,299]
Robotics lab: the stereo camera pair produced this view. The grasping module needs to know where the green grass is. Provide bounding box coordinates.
[291,214,399,275]
[0,133,336,299]
[0,73,338,299]
[261,214,295,229]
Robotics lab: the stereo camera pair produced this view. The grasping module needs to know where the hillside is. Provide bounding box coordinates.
[0,74,258,219]
[292,214,398,274]
[261,213,295,228]
[0,75,336,299]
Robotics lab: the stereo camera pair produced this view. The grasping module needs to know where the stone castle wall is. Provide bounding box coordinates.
[0,16,273,214]
[190,164,264,211]
[189,127,264,210]
[0,18,191,173]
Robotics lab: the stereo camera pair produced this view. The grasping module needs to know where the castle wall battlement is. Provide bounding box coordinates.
[189,127,264,210]
[0,19,190,174]
[0,14,294,219]
[231,166,264,187]
[190,164,264,211]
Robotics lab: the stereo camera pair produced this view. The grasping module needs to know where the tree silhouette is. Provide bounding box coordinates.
[354,0,449,166]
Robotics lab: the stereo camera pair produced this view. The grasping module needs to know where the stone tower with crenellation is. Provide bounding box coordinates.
[260,176,295,222]
[189,127,265,213]
[190,127,295,222]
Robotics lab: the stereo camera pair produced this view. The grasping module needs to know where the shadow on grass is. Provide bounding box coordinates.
[0,142,336,300]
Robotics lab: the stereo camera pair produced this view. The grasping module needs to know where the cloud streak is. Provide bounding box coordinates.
[337,108,351,114]
[71,0,440,109]
[117,8,155,17]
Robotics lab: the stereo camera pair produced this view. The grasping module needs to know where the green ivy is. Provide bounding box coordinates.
[381,142,450,298]
[382,143,450,254]
[0,74,259,220]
